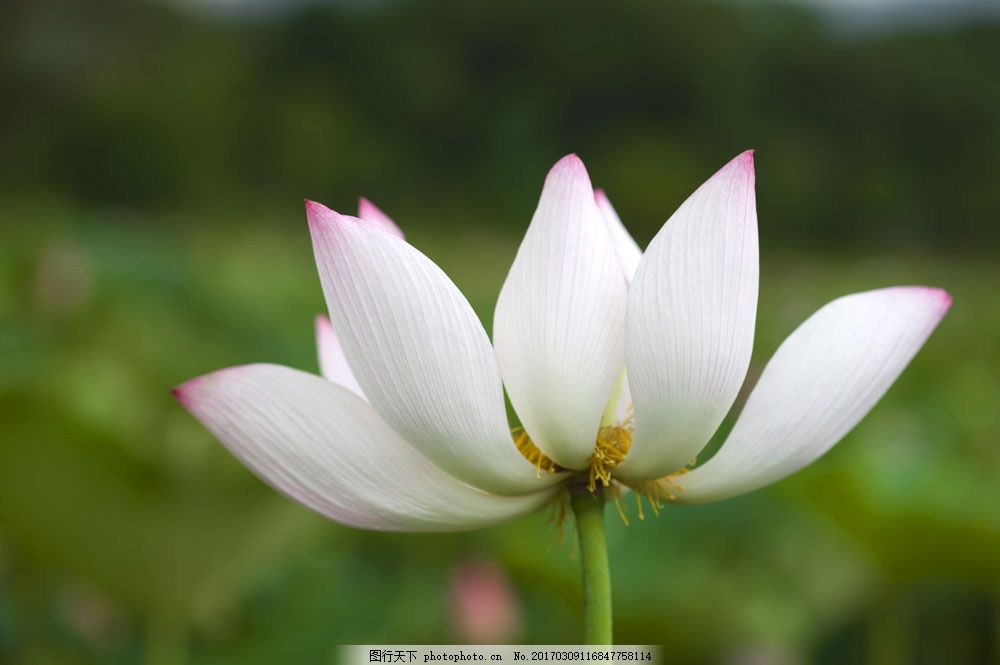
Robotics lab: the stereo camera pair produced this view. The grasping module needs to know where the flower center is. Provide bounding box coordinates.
[511,422,635,488]
[586,424,633,491]
[513,420,694,526]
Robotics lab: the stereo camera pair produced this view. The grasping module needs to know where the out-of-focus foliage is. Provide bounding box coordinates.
[0,0,998,663]
[3,0,1000,249]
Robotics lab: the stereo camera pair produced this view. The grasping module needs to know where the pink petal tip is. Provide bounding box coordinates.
[356,197,404,239]
[915,286,953,313]
[711,149,756,186]
[305,199,347,226]
[173,365,269,410]
[734,149,755,171]
[171,377,201,407]
[305,199,327,222]
[305,201,363,240]
[314,313,333,335]
[545,153,590,187]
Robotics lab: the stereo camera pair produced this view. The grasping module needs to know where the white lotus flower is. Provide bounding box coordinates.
[174,153,950,532]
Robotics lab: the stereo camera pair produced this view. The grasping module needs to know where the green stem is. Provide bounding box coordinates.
[570,481,613,645]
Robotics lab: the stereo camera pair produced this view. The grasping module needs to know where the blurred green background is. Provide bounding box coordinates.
[1,0,999,662]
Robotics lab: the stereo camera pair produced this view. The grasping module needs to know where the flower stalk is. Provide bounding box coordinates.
[570,480,613,645]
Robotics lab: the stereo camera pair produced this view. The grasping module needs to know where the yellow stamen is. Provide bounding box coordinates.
[626,459,696,517]
[586,424,633,491]
[512,427,563,477]
[607,483,630,526]
[513,413,696,530]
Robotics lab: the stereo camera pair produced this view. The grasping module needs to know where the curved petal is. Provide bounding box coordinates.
[613,373,634,424]
[174,364,555,531]
[358,197,404,239]
[315,314,366,399]
[674,287,951,504]
[592,189,639,426]
[616,151,758,482]
[314,201,401,399]
[493,155,629,470]
[594,188,642,282]
[307,201,561,495]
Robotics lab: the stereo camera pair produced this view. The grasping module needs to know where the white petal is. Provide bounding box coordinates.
[493,155,629,470]
[315,314,366,400]
[674,287,951,504]
[358,197,405,239]
[174,364,554,531]
[594,188,642,282]
[616,151,758,482]
[307,201,561,495]
[614,373,634,424]
[592,191,638,425]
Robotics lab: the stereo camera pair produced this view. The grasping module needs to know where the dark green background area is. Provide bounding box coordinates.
[1,0,998,663]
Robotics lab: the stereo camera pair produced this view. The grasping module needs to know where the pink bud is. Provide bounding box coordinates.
[449,558,521,643]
